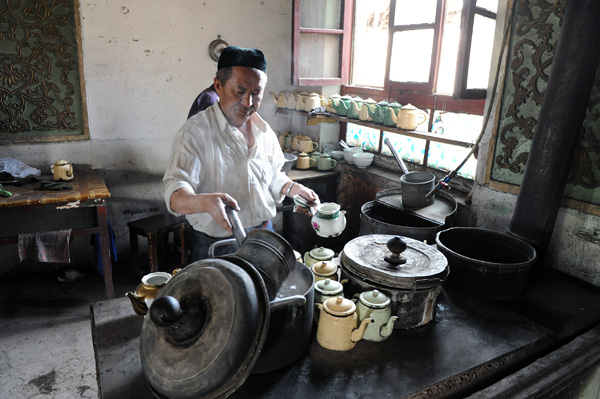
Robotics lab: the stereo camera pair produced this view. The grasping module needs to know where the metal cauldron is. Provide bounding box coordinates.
[139,209,315,399]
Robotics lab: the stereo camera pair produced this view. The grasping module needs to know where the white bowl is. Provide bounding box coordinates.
[281,153,297,174]
[331,150,344,161]
[343,147,363,164]
[353,152,374,169]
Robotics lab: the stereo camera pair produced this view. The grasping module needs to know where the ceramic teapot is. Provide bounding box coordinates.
[51,159,74,181]
[333,95,354,116]
[311,202,346,238]
[316,296,374,351]
[304,246,335,268]
[347,97,364,119]
[353,290,398,342]
[311,260,339,282]
[314,278,344,306]
[126,271,179,315]
[398,104,428,130]
[358,98,377,121]
[299,137,318,153]
[269,92,287,108]
[286,93,296,110]
[328,94,342,114]
[295,92,309,111]
[383,102,403,127]
[304,92,326,112]
[372,100,389,124]
[296,152,316,169]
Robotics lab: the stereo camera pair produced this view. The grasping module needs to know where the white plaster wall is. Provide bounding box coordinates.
[0,0,295,267]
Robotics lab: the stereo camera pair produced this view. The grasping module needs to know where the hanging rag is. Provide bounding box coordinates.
[18,229,72,263]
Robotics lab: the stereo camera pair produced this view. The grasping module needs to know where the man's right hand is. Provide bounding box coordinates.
[170,188,240,234]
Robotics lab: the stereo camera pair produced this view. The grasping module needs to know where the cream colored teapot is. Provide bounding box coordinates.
[126,271,179,315]
[51,159,74,181]
[397,104,428,130]
[316,296,373,351]
[269,91,287,108]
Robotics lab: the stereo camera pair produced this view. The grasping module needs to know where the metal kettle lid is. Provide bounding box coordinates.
[358,289,391,308]
[309,246,335,260]
[341,234,448,290]
[140,258,270,399]
[315,278,343,295]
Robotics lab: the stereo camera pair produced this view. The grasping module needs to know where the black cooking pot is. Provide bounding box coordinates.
[139,210,315,399]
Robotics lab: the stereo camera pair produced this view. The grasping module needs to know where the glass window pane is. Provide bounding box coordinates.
[299,34,341,79]
[346,123,380,151]
[435,0,462,94]
[351,0,389,87]
[433,111,483,141]
[476,0,498,13]
[301,0,342,29]
[389,30,433,83]
[427,143,476,178]
[466,15,495,90]
[382,132,425,164]
[394,0,437,25]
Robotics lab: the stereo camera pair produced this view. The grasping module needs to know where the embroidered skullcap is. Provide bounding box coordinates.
[217,46,267,74]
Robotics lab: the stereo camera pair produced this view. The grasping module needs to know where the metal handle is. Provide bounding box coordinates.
[384,137,410,174]
[226,206,246,246]
[270,295,306,308]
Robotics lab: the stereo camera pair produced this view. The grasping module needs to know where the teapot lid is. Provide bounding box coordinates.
[340,95,353,100]
[140,257,270,399]
[401,103,418,110]
[312,260,337,276]
[376,100,389,105]
[388,101,402,107]
[340,234,448,290]
[298,152,309,157]
[359,290,391,308]
[363,98,377,104]
[54,159,69,165]
[315,278,343,295]
[323,296,355,316]
[309,246,335,260]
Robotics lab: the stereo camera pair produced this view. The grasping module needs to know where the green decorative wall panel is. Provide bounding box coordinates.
[0,0,88,143]
[492,0,600,205]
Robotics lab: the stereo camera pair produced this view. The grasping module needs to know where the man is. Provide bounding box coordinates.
[186,83,218,119]
[163,46,319,261]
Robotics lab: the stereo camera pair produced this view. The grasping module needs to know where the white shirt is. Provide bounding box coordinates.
[163,102,289,237]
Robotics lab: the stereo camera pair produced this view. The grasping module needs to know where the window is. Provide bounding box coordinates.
[293,0,498,179]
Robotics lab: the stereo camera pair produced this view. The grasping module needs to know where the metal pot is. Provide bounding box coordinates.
[401,171,436,208]
[140,210,315,399]
[435,227,537,301]
[340,234,448,329]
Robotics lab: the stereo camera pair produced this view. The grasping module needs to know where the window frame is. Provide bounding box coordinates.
[292,0,354,86]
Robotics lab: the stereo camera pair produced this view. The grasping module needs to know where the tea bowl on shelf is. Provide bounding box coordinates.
[331,150,344,161]
[353,152,374,169]
[343,147,363,164]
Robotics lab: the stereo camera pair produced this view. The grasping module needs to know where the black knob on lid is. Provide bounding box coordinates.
[384,236,407,266]
[149,296,182,327]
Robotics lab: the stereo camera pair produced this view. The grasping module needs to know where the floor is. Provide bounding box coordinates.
[0,261,140,399]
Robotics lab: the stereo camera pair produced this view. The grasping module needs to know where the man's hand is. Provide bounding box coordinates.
[170,188,240,234]
[287,182,320,216]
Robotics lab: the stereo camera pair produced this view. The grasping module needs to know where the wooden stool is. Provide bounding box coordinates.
[127,214,188,273]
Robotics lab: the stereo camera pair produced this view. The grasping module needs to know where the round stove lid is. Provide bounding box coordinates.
[341,234,448,290]
[140,258,270,399]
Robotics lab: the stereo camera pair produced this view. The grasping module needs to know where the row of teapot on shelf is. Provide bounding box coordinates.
[303,247,397,351]
[271,91,428,130]
[278,132,319,152]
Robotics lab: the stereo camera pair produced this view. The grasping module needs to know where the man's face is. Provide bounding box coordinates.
[214,66,267,128]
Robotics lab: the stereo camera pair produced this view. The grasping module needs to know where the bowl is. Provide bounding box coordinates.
[281,153,297,174]
[331,150,344,161]
[353,152,374,169]
[343,147,363,164]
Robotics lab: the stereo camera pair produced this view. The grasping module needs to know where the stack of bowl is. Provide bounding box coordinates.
[343,147,363,164]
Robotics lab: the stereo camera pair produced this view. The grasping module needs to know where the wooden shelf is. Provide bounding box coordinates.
[275,108,474,148]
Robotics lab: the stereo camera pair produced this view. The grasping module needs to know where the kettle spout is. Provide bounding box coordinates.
[352,101,361,114]
[351,317,374,342]
[388,107,399,124]
[269,92,278,105]
[126,292,148,316]
[379,316,398,339]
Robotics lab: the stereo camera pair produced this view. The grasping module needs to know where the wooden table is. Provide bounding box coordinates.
[91,291,553,399]
[0,169,114,299]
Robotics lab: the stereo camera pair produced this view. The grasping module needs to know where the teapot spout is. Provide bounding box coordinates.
[351,317,374,342]
[352,101,361,114]
[388,107,399,124]
[379,316,399,338]
[269,92,278,105]
[126,292,148,316]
